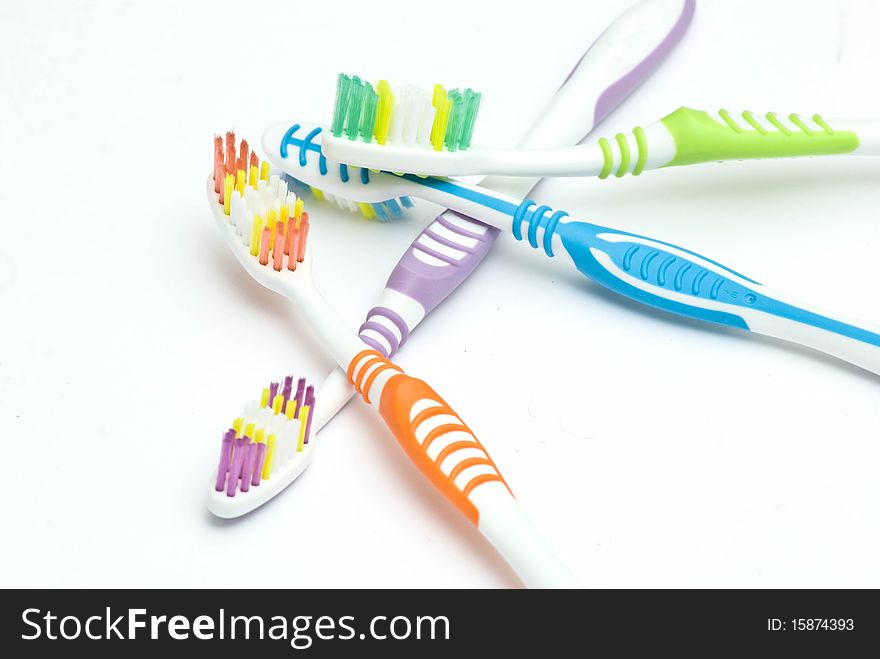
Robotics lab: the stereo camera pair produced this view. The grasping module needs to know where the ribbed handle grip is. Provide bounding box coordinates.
[380,210,501,321]
[347,350,579,587]
[550,219,880,375]
[660,108,861,167]
[358,305,411,358]
[348,349,511,524]
[378,374,513,525]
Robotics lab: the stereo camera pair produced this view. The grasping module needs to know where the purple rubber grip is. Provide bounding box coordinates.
[358,210,500,357]
[359,306,411,357]
[592,0,695,125]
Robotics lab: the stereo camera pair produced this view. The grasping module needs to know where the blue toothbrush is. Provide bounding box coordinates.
[263,120,880,376]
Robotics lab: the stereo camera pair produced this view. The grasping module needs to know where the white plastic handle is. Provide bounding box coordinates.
[521,0,694,147]
[484,0,694,197]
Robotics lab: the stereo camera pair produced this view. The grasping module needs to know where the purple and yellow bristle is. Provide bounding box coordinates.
[215,376,317,498]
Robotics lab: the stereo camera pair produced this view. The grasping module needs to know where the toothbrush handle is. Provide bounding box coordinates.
[313,212,499,432]
[348,351,578,588]
[543,218,880,374]
[358,213,501,357]
[485,0,695,198]
[434,108,871,178]
[525,0,695,144]
[592,108,868,179]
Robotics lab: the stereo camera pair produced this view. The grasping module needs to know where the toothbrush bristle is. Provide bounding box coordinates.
[212,131,313,271]
[303,385,315,445]
[278,172,411,223]
[293,377,306,417]
[215,376,317,497]
[237,139,249,173]
[225,131,236,176]
[213,136,224,194]
[281,376,293,406]
[331,73,481,152]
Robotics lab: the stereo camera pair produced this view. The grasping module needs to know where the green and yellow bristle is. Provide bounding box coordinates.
[331,73,481,152]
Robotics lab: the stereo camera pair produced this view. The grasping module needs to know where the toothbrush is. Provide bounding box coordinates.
[206,168,578,588]
[282,0,696,222]
[208,375,317,518]
[264,121,880,376]
[323,102,880,178]
[312,0,696,429]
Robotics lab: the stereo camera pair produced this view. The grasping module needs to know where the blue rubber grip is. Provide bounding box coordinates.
[555,220,880,347]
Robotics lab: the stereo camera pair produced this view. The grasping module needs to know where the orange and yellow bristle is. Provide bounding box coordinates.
[213,131,311,271]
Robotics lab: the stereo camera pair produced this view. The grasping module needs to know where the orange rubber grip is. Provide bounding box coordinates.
[348,350,512,525]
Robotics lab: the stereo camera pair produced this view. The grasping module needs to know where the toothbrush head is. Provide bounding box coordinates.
[321,73,483,175]
[210,130,314,298]
[208,375,317,518]
[274,78,420,222]
[330,73,481,153]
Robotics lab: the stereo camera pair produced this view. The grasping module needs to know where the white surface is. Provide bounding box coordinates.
[2,0,880,588]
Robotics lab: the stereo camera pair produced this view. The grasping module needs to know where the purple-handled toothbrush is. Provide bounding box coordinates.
[311,0,696,447]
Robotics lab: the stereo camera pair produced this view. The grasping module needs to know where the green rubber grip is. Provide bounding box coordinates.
[661,107,860,167]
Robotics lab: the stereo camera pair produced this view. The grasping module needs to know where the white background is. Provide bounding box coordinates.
[2,0,880,588]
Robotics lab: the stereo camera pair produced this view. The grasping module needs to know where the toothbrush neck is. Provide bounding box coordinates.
[288,282,366,371]
[401,174,522,231]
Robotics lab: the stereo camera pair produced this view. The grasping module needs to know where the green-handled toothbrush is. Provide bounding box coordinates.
[322,102,879,178]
